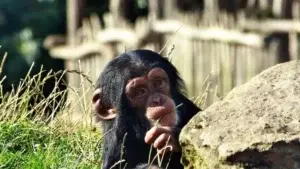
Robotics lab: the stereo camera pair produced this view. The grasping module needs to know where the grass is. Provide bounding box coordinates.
[0,54,103,168]
[0,121,101,169]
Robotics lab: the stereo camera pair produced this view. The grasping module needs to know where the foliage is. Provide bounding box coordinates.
[0,0,66,92]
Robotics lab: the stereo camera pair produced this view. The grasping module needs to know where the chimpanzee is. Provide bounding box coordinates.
[92,49,201,169]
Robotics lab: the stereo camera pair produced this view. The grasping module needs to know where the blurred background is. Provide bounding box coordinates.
[0,0,299,115]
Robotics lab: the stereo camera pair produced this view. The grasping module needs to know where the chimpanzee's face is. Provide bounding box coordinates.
[92,67,177,128]
[125,68,176,127]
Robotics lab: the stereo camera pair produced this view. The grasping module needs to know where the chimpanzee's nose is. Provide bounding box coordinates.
[152,96,161,105]
[151,93,164,106]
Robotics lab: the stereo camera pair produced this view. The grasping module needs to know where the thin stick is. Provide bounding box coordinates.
[159,20,186,55]
[120,133,128,169]
[0,52,8,75]
[167,45,175,62]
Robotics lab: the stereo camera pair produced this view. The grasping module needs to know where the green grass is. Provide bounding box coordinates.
[0,55,103,169]
[0,121,102,169]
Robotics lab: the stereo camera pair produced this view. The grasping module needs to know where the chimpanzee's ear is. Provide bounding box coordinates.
[92,88,117,120]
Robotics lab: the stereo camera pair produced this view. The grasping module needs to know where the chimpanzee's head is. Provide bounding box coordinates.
[92,49,185,127]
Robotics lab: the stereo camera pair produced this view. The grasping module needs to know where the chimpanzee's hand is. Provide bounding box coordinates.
[144,126,181,154]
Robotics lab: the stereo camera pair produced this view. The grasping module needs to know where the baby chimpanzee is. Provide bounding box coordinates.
[92,49,201,169]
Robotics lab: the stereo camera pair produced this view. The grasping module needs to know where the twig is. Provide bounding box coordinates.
[66,69,94,86]
[159,20,186,54]
[0,52,8,75]
[167,45,175,62]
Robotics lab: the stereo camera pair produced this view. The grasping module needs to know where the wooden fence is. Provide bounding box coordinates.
[46,0,300,118]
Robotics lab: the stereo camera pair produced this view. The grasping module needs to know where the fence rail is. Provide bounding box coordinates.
[46,0,300,114]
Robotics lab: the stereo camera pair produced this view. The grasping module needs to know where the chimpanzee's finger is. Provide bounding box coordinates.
[144,126,173,144]
[153,133,171,149]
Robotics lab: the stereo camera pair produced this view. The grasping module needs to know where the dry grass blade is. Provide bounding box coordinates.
[109,160,126,169]
[148,145,173,168]
[156,135,172,167]
[66,69,94,86]
[154,103,183,126]
[167,45,175,62]
[193,73,211,107]
[159,19,186,55]
[120,133,128,169]
[0,52,8,75]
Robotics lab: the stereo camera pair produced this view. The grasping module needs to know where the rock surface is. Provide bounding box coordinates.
[180,60,300,169]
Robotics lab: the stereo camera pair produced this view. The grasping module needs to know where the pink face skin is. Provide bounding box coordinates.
[125,68,176,127]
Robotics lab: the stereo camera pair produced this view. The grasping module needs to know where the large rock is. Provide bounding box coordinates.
[180,60,300,169]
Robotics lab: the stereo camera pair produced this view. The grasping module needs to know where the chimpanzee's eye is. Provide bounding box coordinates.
[135,88,147,98]
[153,78,165,88]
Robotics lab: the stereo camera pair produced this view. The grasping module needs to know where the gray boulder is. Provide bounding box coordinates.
[180,60,300,169]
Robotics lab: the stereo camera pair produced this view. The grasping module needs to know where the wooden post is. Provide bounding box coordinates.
[66,0,80,90]
[148,0,164,51]
[163,0,176,19]
[289,0,299,60]
[67,0,81,46]
[66,0,84,118]
[148,0,163,20]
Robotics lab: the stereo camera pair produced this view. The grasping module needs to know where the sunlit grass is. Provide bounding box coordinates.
[0,54,103,168]
[0,121,101,169]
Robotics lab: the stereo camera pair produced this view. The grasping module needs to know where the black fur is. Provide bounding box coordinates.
[95,49,200,169]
